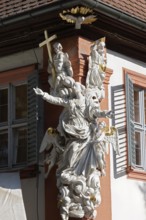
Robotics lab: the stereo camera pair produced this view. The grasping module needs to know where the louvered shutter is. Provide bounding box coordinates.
[27,70,39,165]
[125,74,135,167]
[111,85,127,178]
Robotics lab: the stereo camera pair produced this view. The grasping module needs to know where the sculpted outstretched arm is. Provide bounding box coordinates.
[33,87,68,107]
[95,110,113,119]
[89,107,113,120]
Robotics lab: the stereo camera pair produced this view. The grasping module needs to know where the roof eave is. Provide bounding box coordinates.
[83,0,146,31]
[0,0,80,26]
[0,0,146,32]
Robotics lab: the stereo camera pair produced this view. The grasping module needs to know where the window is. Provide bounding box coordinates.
[0,65,41,170]
[125,69,146,179]
[0,84,27,168]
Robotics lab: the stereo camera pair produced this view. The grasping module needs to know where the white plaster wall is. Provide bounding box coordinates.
[107,50,146,220]
[107,50,146,86]
[110,159,146,220]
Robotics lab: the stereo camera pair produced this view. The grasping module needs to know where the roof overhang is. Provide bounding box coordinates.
[0,0,145,62]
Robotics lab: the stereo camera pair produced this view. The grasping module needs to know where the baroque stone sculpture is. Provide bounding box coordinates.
[34,34,120,220]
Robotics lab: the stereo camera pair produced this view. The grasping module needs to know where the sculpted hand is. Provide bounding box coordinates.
[33,87,44,96]
[48,60,53,68]
[106,110,113,118]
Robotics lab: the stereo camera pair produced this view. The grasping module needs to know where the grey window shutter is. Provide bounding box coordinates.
[125,74,135,167]
[27,70,39,165]
[111,85,127,178]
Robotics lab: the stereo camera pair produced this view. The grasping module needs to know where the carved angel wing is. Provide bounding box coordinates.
[40,127,58,153]
[39,129,52,153]
[59,13,77,23]
[40,127,64,153]
[104,127,120,156]
[82,15,97,24]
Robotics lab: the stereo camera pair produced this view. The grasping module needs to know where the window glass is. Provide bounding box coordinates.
[0,69,38,170]
[0,89,8,123]
[15,85,27,119]
[0,131,8,166]
[134,89,140,123]
[13,128,27,164]
[135,131,141,166]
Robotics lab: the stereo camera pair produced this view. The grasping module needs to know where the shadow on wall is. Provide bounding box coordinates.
[138,182,146,210]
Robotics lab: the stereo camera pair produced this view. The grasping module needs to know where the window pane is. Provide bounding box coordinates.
[135,131,141,166]
[134,89,140,123]
[14,128,27,164]
[0,89,8,123]
[0,131,8,166]
[15,85,27,119]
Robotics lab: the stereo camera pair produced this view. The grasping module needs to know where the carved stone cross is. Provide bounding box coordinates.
[39,30,57,80]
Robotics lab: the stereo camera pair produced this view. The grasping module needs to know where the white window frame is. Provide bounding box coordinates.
[125,71,146,174]
[133,87,146,170]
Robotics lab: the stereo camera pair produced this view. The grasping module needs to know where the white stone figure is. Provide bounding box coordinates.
[47,42,73,96]
[92,121,108,176]
[90,121,120,176]
[39,127,64,178]
[86,38,107,99]
[34,38,119,220]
